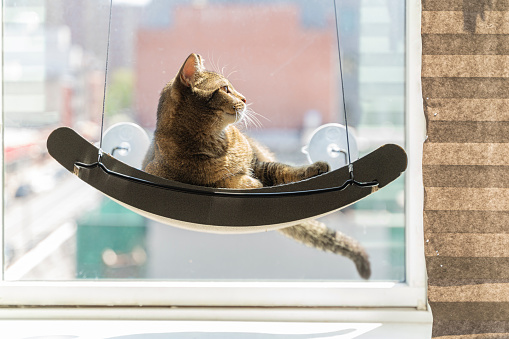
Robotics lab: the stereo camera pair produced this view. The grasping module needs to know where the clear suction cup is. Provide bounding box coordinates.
[302,123,358,171]
[102,122,150,169]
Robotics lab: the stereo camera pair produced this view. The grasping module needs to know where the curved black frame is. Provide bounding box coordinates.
[47,127,407,228]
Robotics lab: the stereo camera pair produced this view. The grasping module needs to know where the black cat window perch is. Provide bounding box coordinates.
[47,127,406,233]
[46,0,408,234]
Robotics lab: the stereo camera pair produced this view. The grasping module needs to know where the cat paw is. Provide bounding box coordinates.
[304,161,330,179]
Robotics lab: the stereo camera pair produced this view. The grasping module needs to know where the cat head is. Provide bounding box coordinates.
[162,53,247,132]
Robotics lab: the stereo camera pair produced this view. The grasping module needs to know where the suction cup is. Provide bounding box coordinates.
[302,123,358,171]
[102,122,150,169]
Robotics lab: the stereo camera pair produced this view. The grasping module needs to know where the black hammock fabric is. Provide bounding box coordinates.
[47,127,407,229]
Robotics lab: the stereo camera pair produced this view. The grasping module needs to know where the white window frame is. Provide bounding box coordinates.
[0,0,427,319]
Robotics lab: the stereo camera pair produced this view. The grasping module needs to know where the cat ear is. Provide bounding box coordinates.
[179,53,205,87]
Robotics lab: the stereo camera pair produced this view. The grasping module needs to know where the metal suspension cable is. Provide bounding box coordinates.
[98,0,114,160]
[333,0,354,177]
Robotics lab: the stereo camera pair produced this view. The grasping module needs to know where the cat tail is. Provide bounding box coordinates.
[277,220,371,279]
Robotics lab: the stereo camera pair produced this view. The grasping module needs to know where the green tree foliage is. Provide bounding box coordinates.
[105,69,134,116]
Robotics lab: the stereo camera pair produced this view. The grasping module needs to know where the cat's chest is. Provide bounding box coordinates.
[205,128,254,177]
[155,126,254,184]
[223,127,253,161]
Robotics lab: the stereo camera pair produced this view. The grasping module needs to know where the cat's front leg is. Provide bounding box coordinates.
[217,174,263,189]
[284,161,330,184]
[254,161,330,186]
[301,161,330,180]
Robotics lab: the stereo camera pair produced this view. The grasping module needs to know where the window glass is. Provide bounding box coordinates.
[4,0,405,281]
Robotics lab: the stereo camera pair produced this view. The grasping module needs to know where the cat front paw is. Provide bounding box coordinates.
[304,161,330,179]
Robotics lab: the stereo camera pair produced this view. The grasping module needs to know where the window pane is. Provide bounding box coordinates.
[4,0,405,281]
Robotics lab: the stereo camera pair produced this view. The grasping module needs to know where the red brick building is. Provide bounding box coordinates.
[135,4,337,130]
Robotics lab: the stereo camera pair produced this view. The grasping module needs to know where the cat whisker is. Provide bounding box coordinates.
[247,106,270,122]
[207,52,215,73]
[234,109,242,125]
[240,112,255,129]
[242,111,255,127]
[226,70,238,79]
[232,107,249,130]
[206,52,212,70]
[208,53,222,74]
[215,61,221,74]
[250,115,263,129]
[241,108,264,129]
[210,114,221,129]
[237,111,243,127]
[245,116,257,129]
[242,105,269,129]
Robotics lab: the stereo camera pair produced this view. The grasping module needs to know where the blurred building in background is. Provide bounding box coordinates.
[135,3,338,129]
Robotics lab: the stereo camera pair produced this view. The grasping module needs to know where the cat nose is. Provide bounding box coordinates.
[240,96,246,103]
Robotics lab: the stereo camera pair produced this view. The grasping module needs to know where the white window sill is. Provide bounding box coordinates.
[0,307,432,338]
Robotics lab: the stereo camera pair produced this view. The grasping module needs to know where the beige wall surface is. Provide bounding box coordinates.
[422,0,509,337]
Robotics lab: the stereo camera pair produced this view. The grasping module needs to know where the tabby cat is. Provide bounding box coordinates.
[142,53,371,279]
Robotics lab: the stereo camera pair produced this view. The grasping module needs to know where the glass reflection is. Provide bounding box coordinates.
[4,0,405,281]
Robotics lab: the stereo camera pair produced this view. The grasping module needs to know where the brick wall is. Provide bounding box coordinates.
[422,0,509,337]
[135,4,336,129]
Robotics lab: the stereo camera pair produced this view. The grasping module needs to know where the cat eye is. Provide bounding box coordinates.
[221,85,230,93]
